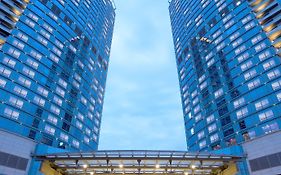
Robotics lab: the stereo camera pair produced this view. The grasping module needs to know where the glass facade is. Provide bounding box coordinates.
[169,0,281,151]
[0,0,115,151]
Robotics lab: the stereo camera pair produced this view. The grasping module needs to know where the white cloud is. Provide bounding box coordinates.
[99,0,186,151]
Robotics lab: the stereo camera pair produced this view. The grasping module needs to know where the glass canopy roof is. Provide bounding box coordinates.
[34,150,242,175]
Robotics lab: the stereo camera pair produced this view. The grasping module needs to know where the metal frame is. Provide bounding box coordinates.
[34,150,242,175]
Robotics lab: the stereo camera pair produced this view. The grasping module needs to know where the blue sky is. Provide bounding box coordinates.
[99,0,186,150]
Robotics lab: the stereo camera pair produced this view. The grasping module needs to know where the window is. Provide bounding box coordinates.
[24,18,35,27]
[84,136,90,144]
[263,60,275,70]
[259,50,271,61]
[8,48,20,58]
[58,78,67,88]
[77,112,84,121]
[12,40,25,50]
[72,140,79,148]
[85,128,91,136]
[198,130,205,140]
[255,99,269,111]
[239,120,247,129]
[259,110,274,121]
[0,78,7,87]
[200,81,207,90]
[27,12,39,22]
[9,97,23,109]
[4,108,19,120]
[47,115,58,125]
[56,87,65,97]
[60,133,69,142]
[34,96,46,107]
[208,123,217,133]
[191,128,194,135]
[236,107,248,119]
[207,58,215,67]
[232,38,243,48]
[50,105,60,115]
[245,21,255,30]
[37,36,48,46]
[277,92,281,101]
[195,114,202,122]
[18,76,31,87]
[53,96,62,106]
[199,75,206,83]
[37,86,49,97]
[251,35,262,44]
[191,90,198,98]
[40,29,51,39]
[194,105,200,114]
[206,114,215,124]
[248,130,256,139]
[93,135,98,142]
[0,66,12,77]
[262,122,279,134]
[14,86,28,97]
[235,45,246,55]
[26,58,39,69]
[233,97,245,108]
[199,140,206,149]
[17,32,28,42]
[43,23,53,33]
[237,52,249,63]
[241,15,252,24]
[214,88,224,98]
[50,53,59,63]
[22,67,35,78]
[52,46,62,56]
[210,133,219,143]
[44,125,55,135]
[248,79,261,90]
[272,80,281,90]
[244,69,257,80]
[32,118,40,128]
[76,121,83,129]
[255,42,266,52]
[267,69,280,80]
[241,61,253,71]
[3,57,16,68]
[230,32,240,41]
[81,96,87,105]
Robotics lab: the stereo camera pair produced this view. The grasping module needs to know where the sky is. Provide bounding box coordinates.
[98,0,186,151]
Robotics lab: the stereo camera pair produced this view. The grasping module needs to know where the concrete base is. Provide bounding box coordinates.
[242,131,281,175]
[0,129,36,175]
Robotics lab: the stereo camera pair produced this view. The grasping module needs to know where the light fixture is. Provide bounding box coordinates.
[119,164,124,168]
[191,165,196,169]
[83,164,88,169]
[184,172,189,175]
[155,164,160,169]
[90,172,94,175]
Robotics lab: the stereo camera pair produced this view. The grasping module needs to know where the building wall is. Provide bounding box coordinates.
[242,131,281,175]
[169,0,281,152]
[0,0,115,151]
[0,129,36,175]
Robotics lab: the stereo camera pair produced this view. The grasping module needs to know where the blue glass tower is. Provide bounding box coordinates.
[0,0,115,151]
[169,0,281,151]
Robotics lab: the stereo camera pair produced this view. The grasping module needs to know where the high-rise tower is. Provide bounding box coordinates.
[169,0,281,152]
[0,0,115,152]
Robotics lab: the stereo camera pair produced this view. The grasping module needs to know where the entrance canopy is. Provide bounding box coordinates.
[34,150,242,175]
